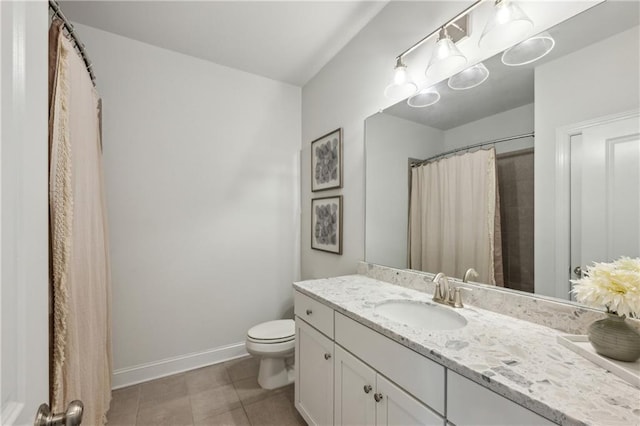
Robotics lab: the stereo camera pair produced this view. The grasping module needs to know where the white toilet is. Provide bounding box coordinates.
[245,319,295,390]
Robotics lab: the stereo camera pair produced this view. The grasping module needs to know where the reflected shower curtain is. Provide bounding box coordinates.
[409,148,503,285]
[49,20,112,425]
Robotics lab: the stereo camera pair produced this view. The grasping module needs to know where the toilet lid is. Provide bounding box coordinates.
[247,319,295,341]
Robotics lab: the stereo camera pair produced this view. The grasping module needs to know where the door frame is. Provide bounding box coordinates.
[0,1,49,424]
[553,109,640,298]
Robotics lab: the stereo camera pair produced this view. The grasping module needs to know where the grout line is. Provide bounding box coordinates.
[133,385,141,426]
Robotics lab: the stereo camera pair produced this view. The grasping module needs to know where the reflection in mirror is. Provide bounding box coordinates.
[365,1,640,302]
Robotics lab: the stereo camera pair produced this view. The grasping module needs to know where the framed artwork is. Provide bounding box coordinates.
[311,196,343,254]
[311,128,343,192]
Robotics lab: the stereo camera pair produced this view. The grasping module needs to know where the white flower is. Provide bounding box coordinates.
[571,257,640,318]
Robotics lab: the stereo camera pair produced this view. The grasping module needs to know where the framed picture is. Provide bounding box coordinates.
[311,128,343,192]
[311,196,343,254]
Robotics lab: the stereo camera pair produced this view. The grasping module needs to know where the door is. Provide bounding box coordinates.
[0,1,50,425]
[570,114,640,291]
[334,345,376,426]
[295,318,334,426]
[375,375,443,426]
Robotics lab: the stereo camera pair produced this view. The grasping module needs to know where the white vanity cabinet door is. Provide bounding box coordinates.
[295,317,334,426]
[334,345,377,426]
[447,371,556,426]
[376,374,444,426]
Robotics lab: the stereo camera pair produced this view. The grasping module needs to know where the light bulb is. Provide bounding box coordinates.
[394,65,409,85]
[479,0,534,51]
[426,28,467,79]
[384,58,418,100]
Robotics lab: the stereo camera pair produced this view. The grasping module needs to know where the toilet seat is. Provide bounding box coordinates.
[247,319,294,344]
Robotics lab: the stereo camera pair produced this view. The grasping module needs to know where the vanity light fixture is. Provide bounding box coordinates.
[425,27,467,79]
[448,62,490,90]
[478,0,534,51]
[384,57,418,100]
[407,87,441,108]
[501,32,555,66]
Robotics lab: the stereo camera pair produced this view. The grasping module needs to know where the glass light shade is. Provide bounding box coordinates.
[407,88,441,108]
[384,63,418,100]
[425,35,467,79]
[448,63,490,90]
[501,32,555,66]
[479,0,534,51]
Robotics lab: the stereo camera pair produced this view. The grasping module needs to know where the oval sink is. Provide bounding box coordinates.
[374,300,467,330]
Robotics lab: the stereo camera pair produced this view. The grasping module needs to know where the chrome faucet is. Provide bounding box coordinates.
[463,268,479,283]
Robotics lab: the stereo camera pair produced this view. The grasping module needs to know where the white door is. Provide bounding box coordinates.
[570,114,640,290]
[294,318,334,426]
[0,1,50,425]
[334,345,376,426]
[375,375,443,426]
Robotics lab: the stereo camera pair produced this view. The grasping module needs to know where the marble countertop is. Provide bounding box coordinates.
[293,275,640,426]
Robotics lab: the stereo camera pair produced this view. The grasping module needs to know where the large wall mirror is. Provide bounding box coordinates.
[365,0,639,302]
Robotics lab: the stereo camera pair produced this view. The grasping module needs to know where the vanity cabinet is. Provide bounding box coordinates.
[294,290,558,426]
[334,345,443,426]
[447,370,555,426]
[295,317,334,426]
[334,312,445,416]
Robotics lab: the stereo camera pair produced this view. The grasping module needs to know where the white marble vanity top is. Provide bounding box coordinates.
[293,274,640,426]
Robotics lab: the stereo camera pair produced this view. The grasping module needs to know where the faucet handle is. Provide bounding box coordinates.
[433,283,444,302]
[452,287,463,308]
[452,286,473,308]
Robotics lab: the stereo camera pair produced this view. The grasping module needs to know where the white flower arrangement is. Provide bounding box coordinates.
[571,257,640,318]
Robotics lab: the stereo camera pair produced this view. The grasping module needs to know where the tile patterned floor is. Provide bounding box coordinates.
[107,356,306,426]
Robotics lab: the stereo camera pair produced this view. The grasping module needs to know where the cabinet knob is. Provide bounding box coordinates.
[374,393,383,402]
[306,309,313,315]
[324,353,332,360]
[363,385,372,394]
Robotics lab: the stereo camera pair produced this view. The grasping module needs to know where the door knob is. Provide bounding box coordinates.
[306,309,312,315]
[574,266,583,278]
[374,393,384,402]
[324,352,331,360]
[363,385,372,394]
[35,400,84,426]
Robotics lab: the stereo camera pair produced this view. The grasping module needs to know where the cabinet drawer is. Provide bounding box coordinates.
[447,370,555,425]
[295,291,334,338]
[335,312,445,415]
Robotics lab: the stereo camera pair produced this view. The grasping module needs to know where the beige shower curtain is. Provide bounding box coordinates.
[49,20,112,425]
[409,148,503,285]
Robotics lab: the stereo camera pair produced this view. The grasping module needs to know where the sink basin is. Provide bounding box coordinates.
[374,300,467,330]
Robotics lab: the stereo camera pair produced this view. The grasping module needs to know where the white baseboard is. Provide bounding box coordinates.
[112,342,248,389]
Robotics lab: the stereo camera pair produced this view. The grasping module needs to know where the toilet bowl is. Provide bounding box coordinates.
[245,319,295,390]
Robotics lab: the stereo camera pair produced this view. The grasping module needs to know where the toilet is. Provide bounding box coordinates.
[245,319,295,390]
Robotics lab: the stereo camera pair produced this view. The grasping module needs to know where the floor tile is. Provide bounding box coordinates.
[190,383,242,422]
[139,373,189,409]
[243,393,306,426]
[232,376,274,405]
[193,406,251,426]
[224,356,259,383]
[106,409,137,426]
[185,363,232,395]
[109,385,140,415]
[136,395,193,426]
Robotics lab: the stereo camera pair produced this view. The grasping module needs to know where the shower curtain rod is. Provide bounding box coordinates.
[411,132,535,167]
[49,0,96,86]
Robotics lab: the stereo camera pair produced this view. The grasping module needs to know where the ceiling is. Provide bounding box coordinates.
[60,1,388,86]
[384,0,640,130]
